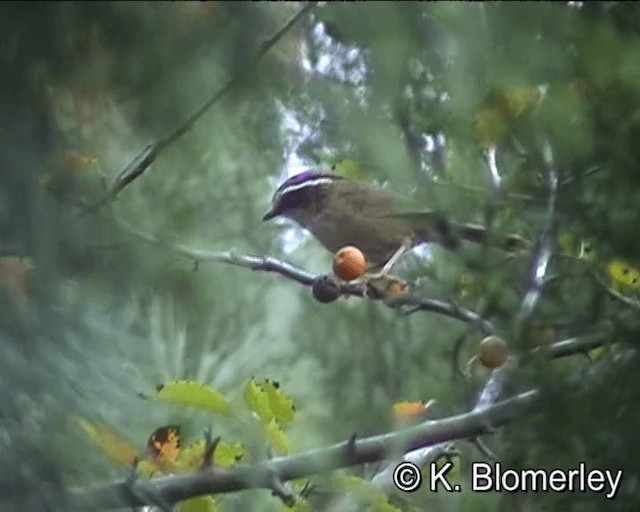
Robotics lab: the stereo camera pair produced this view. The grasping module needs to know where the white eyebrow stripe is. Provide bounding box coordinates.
[279,177,335,196]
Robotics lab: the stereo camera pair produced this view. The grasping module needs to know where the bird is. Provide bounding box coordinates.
[263,171,529,271]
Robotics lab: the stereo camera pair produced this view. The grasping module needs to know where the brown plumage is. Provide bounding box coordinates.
[263,172,529,270]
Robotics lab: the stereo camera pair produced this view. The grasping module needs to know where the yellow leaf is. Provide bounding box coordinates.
[76,418,140,467]
[263,379,296,424]
[176,495,218,512]
[176,440,205,470]
[557,233,596,261]
[495,85,541,119]
[142,380,230,414]
[177,439,245,470]
[588,346,607,362]
[473,107,508,148]
[331,158,371,182]
[243,378,273,422]
[263,418,290,455]
[214,441,245,467]
[605,259,640,290]
[136,459,161,478]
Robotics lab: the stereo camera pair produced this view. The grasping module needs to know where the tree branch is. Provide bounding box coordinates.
[116,219,496,332]
[370,332,606,491]
[88,3,316,211]
[69,390,539,509]
[516,140,559,324]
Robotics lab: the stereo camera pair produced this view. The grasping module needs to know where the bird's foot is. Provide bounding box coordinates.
[366,237,413,280]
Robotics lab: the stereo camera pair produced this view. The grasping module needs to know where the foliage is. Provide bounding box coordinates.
[1,2,640,511]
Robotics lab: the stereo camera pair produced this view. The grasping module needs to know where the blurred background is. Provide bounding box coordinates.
[1,2,640,511]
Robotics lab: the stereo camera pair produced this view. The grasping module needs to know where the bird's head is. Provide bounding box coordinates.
[263,171,344,225]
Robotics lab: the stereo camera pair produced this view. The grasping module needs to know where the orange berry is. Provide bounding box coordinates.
[478,335,509,369]
[333,246,366,281]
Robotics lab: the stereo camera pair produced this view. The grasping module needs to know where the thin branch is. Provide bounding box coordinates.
[88,3,316,211]
[269,473,296,508]
[69,390,539,509]
[517,140,559,324]
[371,331,606,491]
[202,431,221,469]
[592,271,640,311]
[529,332,606,360]
[483,145,503,192]
[398,297,496,334]
[116,219,496,332]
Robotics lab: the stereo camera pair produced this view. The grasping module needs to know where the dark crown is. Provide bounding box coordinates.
[264,171,343,221]
[275,171,343,195]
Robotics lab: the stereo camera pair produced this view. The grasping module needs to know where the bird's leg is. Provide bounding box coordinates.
[367,237,413,279]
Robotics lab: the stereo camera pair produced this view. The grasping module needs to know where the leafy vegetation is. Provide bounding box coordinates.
[1,2,640,511]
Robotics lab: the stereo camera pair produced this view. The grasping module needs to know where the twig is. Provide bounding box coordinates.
[88,3,316,211]
[370,331,606,492]
[269,473,296,508]
[592,271,640,311]
[399,296,496,334]
[116,218,497,332]
[483,146,503,192]
[517,140,559,324]
[529,332,606,360]
[70,390,539,509]
[202,430,221,469]
[471,436,498,460]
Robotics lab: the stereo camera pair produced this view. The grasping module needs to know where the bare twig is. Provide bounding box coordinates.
[399,296,496,334]
[88,3,316,211]
[70,390,539,509]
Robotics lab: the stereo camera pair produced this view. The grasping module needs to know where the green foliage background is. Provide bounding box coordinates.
[1,2,640,511]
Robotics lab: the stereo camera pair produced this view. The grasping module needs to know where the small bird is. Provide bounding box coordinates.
[263,171,528,271]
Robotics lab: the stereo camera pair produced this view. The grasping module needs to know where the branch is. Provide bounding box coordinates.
[88,3,316,211]
[371,331,606,491]
[116,219,496,332]
[592,270,640,311]
[516,140,559,324]
[69,390,539,509]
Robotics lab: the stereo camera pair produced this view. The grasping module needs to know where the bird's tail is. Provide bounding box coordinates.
[390,210,530,253]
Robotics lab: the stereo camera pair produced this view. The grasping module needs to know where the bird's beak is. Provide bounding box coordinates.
[262,209,276,221]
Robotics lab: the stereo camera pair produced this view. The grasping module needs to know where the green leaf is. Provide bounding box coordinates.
[178,439,245,469]
[142,380,230,414]
[263,418,290,455]
[263,379,296,425]
[243,378,274,422]
[330,158,372,182]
